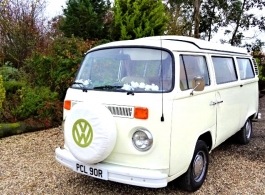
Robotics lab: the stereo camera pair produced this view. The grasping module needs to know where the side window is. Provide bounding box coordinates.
[179,55,210,90]
[236,58,255,80]
[212,56,237,84]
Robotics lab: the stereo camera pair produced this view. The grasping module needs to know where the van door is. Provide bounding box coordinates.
[170,54,216,176]
[211,56,242,146]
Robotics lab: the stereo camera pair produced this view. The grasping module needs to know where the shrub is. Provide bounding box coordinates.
[0,63,27,96]
[0,62,28,81]
[11,87,62,123]
[24,36,99,101]
[0,75,5,109]
[3,80,26,95]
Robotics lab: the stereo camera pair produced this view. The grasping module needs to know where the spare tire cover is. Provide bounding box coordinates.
[64,102,117,164]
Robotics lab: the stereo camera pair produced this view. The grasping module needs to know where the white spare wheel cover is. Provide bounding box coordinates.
[64,102,117,164]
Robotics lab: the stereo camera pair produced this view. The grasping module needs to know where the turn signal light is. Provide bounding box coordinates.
[64,100,71,110]
[134,107,148,119]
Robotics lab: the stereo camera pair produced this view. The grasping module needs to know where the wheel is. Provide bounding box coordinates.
[178,140,209,192]
[235,118,252,144]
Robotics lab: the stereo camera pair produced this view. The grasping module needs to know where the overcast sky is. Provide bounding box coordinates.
[46,0,66,18]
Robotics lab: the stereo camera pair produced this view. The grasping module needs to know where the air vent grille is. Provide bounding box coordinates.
[252,58,259,76]
[105,105,134,118]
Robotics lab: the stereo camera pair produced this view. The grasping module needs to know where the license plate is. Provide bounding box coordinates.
[75,163,108,180]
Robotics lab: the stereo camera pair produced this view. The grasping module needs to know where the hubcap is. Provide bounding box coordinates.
[245,121,251,139]
[193,151,206,182]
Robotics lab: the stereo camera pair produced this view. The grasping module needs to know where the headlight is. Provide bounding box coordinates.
[132,129,153,151]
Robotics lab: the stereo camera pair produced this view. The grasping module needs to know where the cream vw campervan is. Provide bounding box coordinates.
[55,36,259,192]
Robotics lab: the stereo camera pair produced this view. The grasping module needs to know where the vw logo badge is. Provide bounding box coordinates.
[72,119,93,148]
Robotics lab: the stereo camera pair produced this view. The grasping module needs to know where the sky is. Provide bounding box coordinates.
[45,0,66,18]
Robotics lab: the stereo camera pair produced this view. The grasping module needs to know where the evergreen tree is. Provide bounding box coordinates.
[60,0,111,40]
[112,0,168,40]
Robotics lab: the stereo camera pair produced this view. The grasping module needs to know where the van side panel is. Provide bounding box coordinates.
[236,57,259,125]
[169,89,216,177]
[238,79,259,125]
[214,83,243,146]
[210,55,259,147]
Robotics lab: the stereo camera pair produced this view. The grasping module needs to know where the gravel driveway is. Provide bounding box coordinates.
[1,97,265,195]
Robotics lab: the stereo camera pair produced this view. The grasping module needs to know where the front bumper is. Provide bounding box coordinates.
[55,147,168,188]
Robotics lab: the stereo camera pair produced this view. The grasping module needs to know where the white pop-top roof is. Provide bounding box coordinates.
[90,35,249,55]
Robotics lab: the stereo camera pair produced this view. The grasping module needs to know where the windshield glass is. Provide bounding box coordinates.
[73,48,173,92]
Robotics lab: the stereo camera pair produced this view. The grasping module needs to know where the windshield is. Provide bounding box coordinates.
[73,48,173,92]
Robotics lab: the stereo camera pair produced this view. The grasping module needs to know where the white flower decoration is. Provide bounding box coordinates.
[151,84,159,91]
[139,82,146,88]
[145,84,152,91]
[131,81,139,88]
[83,80,90,86]
[122,84,132,91]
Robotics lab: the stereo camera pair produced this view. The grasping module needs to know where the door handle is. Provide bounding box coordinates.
[210,100,223,106]
[210,101,217,106]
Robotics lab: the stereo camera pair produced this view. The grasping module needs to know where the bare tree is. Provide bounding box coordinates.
[165,0,202,38]
[193,0,202,38]
[0,0,47,68]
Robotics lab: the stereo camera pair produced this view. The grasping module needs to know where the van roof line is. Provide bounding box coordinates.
[90,36,249,56]
[138,36,248,55]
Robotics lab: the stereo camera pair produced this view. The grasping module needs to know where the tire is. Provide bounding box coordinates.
[235,118,252,145]
[64,102,117,164]
[178,140,209,192]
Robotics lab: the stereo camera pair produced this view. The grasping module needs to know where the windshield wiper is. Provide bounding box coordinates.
[72,81,83,86]
[71,82,89,92]
[93,85,123,90]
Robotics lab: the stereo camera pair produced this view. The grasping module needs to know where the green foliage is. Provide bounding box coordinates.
[24,36,98,100]
[0,63,27,95]
[255,55,265,81]
[60,0,111,40]
[245,39,265,53]
[247,40,265,84]
[257,58,265,91]
[0,58,64,125]
[3,35,98,125]
[11,87,61,122]
[112,0,168,40]
[0,75,5,109]
[94,39,111,47]
[258,63,265,81]
[0,62,23,81]
[24,54,55,88]
[3,81,26,95]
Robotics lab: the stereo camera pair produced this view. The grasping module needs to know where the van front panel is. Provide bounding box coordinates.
[63,89,174,170]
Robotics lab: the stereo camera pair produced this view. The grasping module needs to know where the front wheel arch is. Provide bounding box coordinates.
[177,140,209,192]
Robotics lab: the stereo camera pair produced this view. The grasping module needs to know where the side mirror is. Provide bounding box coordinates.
[190,76,205,95]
